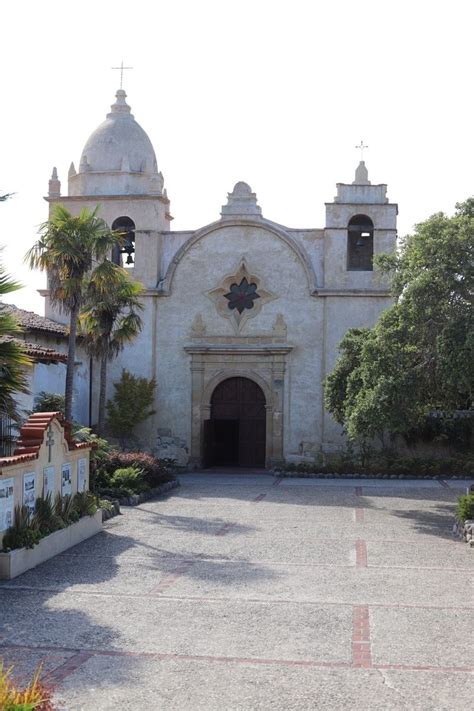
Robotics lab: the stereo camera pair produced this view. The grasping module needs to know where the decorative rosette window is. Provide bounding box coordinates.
[207,258,276,331]
[224,277,260,314]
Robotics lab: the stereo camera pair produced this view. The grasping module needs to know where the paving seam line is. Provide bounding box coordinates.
[1,643,472,675]
[2,587,473,607]
[146,560,196,595]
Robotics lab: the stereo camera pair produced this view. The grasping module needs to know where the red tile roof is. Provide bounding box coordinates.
[4,304,68,335]
[0,412,92,470]
[1,336,67,363]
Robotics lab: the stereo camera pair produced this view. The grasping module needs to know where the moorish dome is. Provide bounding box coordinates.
[68,90,165,197]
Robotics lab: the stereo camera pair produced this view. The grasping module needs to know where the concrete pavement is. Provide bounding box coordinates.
[0,473,472,709]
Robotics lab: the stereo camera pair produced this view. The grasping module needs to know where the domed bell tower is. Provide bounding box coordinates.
[45,88,171,319]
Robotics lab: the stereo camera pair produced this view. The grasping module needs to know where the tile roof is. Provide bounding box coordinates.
[0,412,92,470]
[1,336,67,363]
[3,304,68,335]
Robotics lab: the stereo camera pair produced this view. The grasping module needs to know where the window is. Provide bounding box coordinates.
[111,216,136,266]
[347,214,374,271]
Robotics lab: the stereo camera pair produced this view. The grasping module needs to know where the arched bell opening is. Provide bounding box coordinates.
[347,214,374,271]
[111,216,136,267]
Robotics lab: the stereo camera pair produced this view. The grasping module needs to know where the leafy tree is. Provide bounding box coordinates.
[325,198,474,442]
[26,205,120,422]
[0,262,31,422]
[80,262,144,435]
[107,369,156,447]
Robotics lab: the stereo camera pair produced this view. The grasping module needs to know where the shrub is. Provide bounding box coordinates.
[281,453,474,477]
[109,466,146,494]
[32,391,65,417]
[2,505,40,551]
[106,370,156,444]
[33,494,64,535]
[98,498,115,512]
[73,491,98,517]
[72,426,111,493]
[101,451,175,487]
[456,493,474,523]
[54,493,79,525]
[0,661,56,710]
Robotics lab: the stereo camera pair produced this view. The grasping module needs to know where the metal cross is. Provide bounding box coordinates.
[355,140,368,161]
[112,61,133,89]
[46,425,55,463]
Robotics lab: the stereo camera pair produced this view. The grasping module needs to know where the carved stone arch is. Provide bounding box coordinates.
[186,345,291,468]
[159,218,318,295]
[202,369,273,411]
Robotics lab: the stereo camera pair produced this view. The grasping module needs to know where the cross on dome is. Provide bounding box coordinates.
[111,61,133,90]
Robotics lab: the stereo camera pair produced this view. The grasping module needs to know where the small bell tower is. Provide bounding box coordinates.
[323,159,397,290]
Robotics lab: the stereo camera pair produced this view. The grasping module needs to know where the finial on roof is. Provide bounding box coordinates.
[68,162,76,178]
[353,161,371,185]
[107,89,133,118]
[221,181,262,218]
[48,167,61,197]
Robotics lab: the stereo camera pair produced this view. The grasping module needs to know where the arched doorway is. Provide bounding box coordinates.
[204,377,266,468]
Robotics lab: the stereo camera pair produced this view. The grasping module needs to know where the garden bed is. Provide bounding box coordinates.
[0,509,103,580]
[273,471,471,480]
[117,479,180,506]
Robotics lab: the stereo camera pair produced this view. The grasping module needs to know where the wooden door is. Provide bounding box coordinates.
[210,377,266,467]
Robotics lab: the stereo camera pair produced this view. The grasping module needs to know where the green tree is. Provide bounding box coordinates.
[0,262,31,422]
[26,205,120,422]
[80,263,144,435]
[107,370,156,447]
[324,198,474,441]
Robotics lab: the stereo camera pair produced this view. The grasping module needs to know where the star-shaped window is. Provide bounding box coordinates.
[224,277,260,314]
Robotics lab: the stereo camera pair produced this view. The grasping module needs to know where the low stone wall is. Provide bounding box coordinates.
[118,479,180,506]
[101,500,121,522]
[0,509,103,579]
[274,471,470,480]
[453,519,474,546]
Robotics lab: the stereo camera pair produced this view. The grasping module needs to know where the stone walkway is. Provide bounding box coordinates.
[0,473,473,710]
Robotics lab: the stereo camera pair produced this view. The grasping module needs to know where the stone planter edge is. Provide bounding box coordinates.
[272,471,472,480]
[0,509,103,580]
[118,479,180,507]
[452,519,474,547]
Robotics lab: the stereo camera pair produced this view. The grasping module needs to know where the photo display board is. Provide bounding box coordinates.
[61,463,72,496]
[78,458,87,492]
[23,472,36,517]
[0,478,14,531]
[43,466,56,499]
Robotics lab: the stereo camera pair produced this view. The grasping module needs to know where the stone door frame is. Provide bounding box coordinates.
[184,345,292,468]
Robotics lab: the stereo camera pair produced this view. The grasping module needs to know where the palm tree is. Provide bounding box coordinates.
[26,205,120,422]
[80,261,144,435]
[0,261,31,422]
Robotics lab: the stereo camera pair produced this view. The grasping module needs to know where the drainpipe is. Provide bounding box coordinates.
[88,357,93,427]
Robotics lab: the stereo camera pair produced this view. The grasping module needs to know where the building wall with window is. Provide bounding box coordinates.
[44,90,397,465]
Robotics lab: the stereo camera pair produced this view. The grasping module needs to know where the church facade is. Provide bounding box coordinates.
[44,89,398,468]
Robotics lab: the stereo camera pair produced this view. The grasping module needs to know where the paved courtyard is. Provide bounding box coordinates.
[0,473,473,709]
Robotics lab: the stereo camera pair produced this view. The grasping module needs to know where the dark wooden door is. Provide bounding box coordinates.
[210,377,266,467]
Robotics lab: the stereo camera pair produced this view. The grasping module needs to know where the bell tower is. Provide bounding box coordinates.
[44,89,172,321]
[323,162,397,290]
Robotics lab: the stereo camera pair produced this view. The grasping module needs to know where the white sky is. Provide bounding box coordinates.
[2,0,473,313]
